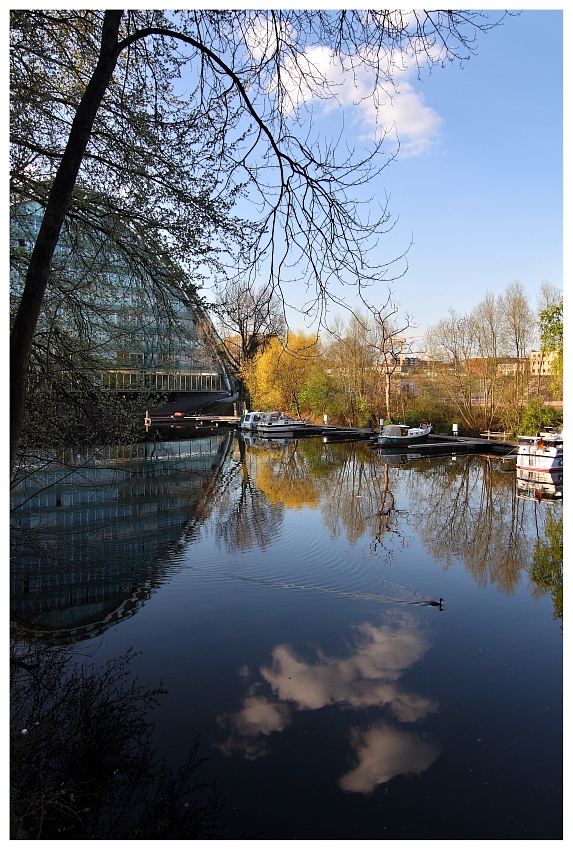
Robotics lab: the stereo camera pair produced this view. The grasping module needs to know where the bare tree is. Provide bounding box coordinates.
[10,9,508,466]
[537,281,562,315]
[368,300,415,421]
[427,308,494,433]
[501,281,534,360]
[209,280,286,406]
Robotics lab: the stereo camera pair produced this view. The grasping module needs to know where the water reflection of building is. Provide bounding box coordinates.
[516,468,563,501]
[10,435,232,639]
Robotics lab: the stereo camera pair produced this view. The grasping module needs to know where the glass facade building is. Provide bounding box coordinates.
[11,201,236,411]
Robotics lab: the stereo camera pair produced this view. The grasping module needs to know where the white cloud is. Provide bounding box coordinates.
[215,691,293,760]
[262,37,442,156]
[371,81,442,156]
[338,721,442,794]
[216,614,440,763]
[260,617,438,718]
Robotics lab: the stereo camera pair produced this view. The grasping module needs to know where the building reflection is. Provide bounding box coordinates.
[10,434,232,639]
[216,613,441,791]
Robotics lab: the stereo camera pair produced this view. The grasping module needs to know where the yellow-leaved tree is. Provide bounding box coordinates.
[243,331,319,416]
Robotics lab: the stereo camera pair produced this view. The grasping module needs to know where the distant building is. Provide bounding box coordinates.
[465,357,529,377]
[496,359,528,376]
[529,349,558,376]
[398,355,425,373]
[465,358,488,376]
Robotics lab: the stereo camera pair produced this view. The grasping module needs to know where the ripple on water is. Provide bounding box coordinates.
[165,511,428,607]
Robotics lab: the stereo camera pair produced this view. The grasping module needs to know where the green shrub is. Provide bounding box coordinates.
[517,400,562,436]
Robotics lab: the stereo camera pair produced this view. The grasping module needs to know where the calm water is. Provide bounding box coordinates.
[11,434,563,839]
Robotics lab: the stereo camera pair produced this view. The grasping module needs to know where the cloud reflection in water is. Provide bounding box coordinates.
[216,613,441,788]
[339,722,442,794]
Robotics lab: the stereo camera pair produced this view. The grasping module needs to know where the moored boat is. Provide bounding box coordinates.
[377,422,432,446]
[516,428,563,473]
[256,411,309,435]
[239,411,265,431]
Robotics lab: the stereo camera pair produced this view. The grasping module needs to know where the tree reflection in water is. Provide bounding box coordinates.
[229,439,561,609]
[407,455,532,594]
[238,439,407,560]
[529,506,563,624]
[10,633,225,839]
[211,438,285,553]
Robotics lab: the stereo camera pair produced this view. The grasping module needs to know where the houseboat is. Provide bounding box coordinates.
[516,428,563,473]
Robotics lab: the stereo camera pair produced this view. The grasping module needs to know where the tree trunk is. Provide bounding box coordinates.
[385,371,391,421]
[10,10,123,470]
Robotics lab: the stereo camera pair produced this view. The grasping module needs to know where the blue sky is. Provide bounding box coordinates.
[258,9,563,340]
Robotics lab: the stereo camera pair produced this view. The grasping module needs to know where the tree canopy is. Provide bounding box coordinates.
[539,299,563,395]
[10,9,507,466]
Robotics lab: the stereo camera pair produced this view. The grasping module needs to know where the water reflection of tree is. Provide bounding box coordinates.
[529,506,563,624]
[408,456,530,594]
[254,441,320,509]
[244,440,406,559]
[11,634,224,839]
[298,443,405,555]
[313,443,406,557]
[212,439,284,553]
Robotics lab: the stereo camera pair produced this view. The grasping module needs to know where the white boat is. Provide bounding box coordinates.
[238,411,265,431]
[516,428,563,473]
[256,411,309,435]
[377,422,432,446]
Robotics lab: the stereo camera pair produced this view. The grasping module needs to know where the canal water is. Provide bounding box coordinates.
[11,434,563,840]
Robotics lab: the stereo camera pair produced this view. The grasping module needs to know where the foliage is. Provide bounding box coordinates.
[243,332,319,415]
[10,636,225,839]
[530,508,563,624]
[297,370,346,420]
[10,9,508,467]
[539,299,563,396]
[400,393,460,435]
[517,400,562,436]
[539,300,563,353]
[17,382,162,455]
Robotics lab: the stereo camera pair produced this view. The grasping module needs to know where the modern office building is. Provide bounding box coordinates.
[11,200,237,413]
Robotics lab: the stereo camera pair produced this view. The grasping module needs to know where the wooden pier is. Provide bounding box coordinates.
[372,433,518,457]
[144,413,519,456]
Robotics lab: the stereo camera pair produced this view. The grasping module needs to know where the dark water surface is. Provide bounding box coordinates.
[11,435,563,839]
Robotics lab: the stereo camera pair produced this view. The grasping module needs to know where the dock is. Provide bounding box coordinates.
[372,434,518,457]
[144,414,519,456]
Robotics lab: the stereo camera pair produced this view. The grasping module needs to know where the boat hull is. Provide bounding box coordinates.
[256,412,308,436]
[377,433,430,446]
[257,424,308,436]
[377,423,432,446]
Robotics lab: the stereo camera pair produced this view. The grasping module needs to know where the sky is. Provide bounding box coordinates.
[248,9,564,344]
[4,7,563,348]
